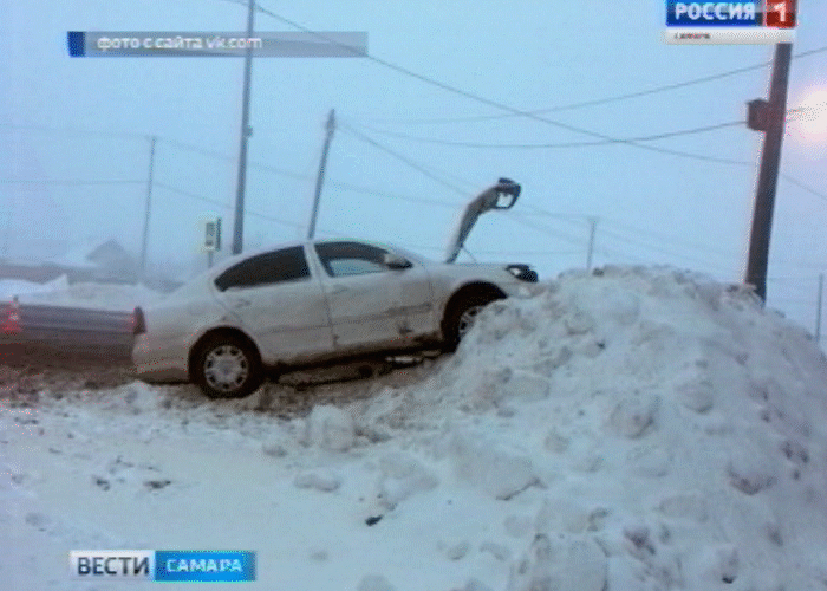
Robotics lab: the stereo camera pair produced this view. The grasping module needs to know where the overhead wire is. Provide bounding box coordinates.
[0,179,145,185]
[157,136,468,208]
[357,47,827,125]
[338,124,473,198]
[343,120,747,149]
[598,217,742,261]
[244,3,805,166]
[154,182,358,239]
[598,226,734,274]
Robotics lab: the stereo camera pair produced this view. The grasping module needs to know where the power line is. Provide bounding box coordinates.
[0,124,471,210]
[154,181,302,228]
[599,217,742,261]
[0,179,144,185]
[504,212,593,250]
[245,3,805,165]
[780,173,827,203]
[0,123,150,140]
[352,46,827,125]
[343,120,746,150]
[338,124,472,197]
[153,182,231,210]
[158,136,466,208]
[598,227,733,274]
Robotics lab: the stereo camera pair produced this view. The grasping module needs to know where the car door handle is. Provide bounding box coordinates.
[233,298,251,308]
[329,286,347,295]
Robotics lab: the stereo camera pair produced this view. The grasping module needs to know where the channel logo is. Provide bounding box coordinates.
[667,1,762,25]
[69,550,256,583]
[664,0,796,44]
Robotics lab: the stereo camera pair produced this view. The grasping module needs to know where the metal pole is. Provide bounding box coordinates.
[232,0,255,255]
[586,216,597,270]
[816,273,824,345]
[745,43,793,301]
[307,109,336,240]
[140,135,157,278]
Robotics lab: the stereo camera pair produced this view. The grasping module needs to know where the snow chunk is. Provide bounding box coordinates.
[375,453,438,509]
[452,579,493,591]
[686,544,740,587]
[479,541,511,561]
[307,405,355,452]
[535,498,610,535]
[121,382,159,415]
[677,378,716,413]
[293,471,341,493]
[443,540,469,561]
[507,534,607,591]
[446,429,539,500]
[608,393,659,438]
[656,491,709,522]
[357,574,396,591]
[727,449,777,495]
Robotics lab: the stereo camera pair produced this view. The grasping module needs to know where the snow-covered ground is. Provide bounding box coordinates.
[0,276,162,311]
[2,266,826,590]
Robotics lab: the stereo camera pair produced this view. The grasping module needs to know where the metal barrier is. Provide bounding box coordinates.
[1,299,134,350]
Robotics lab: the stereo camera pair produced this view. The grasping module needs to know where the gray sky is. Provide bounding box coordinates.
[2,0,827,334]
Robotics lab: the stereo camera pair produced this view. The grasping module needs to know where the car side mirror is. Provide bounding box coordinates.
[383,252,412,269]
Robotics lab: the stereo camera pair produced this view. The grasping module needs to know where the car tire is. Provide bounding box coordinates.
[442,291,503,353]
[193,334,263,399]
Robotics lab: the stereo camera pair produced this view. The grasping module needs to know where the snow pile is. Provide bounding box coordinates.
[2,265,827,590]
[351,265,827,589]
[0,276,163,310]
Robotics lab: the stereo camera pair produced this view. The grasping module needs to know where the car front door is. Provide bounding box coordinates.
[312,241,435,352]
[212,246,334,363]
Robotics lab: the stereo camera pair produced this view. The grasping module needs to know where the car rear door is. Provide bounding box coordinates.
[212,245,334,363]
[312,241,435,351]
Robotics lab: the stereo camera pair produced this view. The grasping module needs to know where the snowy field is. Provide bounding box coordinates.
[2,266,826,590]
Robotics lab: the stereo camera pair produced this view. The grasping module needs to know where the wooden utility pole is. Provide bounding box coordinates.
[140,135,157,278]
[745,43,793,301]
[817,273,824,345]
[307,110,336,240]
[232,0,256,255]
[586,216,597,270]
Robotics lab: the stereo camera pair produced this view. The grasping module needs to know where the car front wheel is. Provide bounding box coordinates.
[193,334,263,399]
[442,292,503,352]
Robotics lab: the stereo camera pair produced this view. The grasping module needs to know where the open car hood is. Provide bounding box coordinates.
[443,178,521,264]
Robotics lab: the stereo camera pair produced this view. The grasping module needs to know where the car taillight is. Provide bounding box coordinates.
[0,297,21,334]
[131,306,146,335]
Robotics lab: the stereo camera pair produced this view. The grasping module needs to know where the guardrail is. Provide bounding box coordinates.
[1,298,135,352]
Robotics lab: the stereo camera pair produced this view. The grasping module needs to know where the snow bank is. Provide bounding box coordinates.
[3,265,827,590]
[0,276,163,310]
[351,265,827,589]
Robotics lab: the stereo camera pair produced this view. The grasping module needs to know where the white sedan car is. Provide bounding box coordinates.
[132,239,540,398]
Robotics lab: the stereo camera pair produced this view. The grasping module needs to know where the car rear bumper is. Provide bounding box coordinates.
[132,334,189,384]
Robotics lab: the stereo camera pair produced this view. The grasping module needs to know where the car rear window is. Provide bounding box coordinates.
[214,246,310,291]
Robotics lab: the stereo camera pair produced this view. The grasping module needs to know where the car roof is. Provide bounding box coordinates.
[209,238,428,274]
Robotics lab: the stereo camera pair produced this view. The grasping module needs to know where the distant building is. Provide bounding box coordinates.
[0,238,139,284]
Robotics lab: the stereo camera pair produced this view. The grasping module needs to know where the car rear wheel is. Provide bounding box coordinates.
[442,291,503,352]
[194,334,263,399]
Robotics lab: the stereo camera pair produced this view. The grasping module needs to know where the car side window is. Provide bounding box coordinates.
[314,242,397,278]
[214,246,310,291]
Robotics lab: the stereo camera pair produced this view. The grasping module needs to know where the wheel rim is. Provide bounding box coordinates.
[457,305,485,339]
[203,344,249,393]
